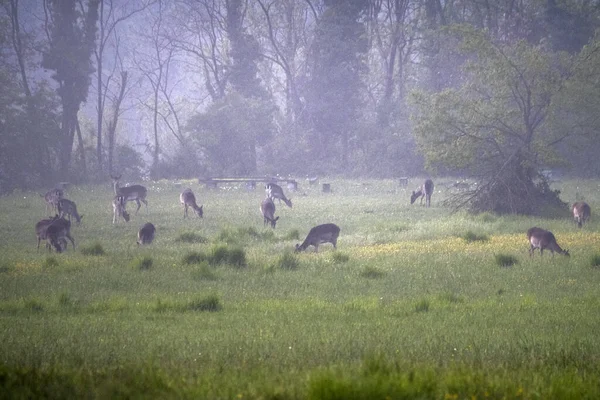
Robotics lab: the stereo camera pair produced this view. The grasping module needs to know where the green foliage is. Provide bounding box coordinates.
[495,253,519,268]
[80,242,105,256]
[191,262,218,281]
[283,229,301,241]
[185,294,222,312]
[182,251,206,265]
[43,256,59,268]
[131,256,153,271]
[175,232,207,244]
[462,231,489,243]
[276,252,299,270]
[359,266,385,279]
[330,252,350,264]
[590,254,600,268]
[414,299,430,313]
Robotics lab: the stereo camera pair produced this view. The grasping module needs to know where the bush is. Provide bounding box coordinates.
[226,247,247,268]
[43,257,59,268]
[182,251,206,265]
[283,229,300,241]
[175,232,207,244]
[591,254,600,268]
[331,252,350,264]
[495,253,519,267]
[208,245,229,265]
[80,242,105,256]
[414,299,430,313]
[191,262,218,281]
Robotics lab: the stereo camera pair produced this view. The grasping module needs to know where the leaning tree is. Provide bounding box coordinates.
[411,25,600,216]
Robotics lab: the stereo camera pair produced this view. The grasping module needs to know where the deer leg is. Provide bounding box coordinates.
[183,204,188,219]
[135,199,141,214]
[142,198,148,212]
[66,234,75,249]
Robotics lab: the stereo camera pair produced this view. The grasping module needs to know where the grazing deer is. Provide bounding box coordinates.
[40,188,63,214]
[137,222,156,245]
[111,174,148,214]
[410,179,434,207]
[572,202,591,228]
[527,227,570,257]
[45,217,75,253]
[112,195,130,224]
[295,223,340,252]
[35,215,60,250]
[260,197,279,228]
[57,198,83,225]
[180,188,203,218]
[266,183,292,208]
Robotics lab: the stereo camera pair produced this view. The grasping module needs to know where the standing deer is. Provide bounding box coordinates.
[45,217,75,253]
[57,198,83,225]
[40,188,63,214]
[572,202,591,228]
[266,183,292,208]
[260,197,279,228]
[527,227,570,257]
[111,174,148,214]
[295,223,340,252]
[112,195,130,224]
[35,215,60,250]
[180,188,203,218]
[137,222,156,245]
[410,179,434,207]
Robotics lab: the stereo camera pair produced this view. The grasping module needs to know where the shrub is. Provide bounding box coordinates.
[58,292,73,308]
[186,294,221,312]
[591,254,600,268]
[360,266,385,279]
[182,251,206,265]
[0,262,12,273]
[80,242,105,256]
[495,253,519,267]
[462,231,489,243]
[208,245,229,265]
[414,299,430,313]
[175,232,207,244]
[277,252,299,270]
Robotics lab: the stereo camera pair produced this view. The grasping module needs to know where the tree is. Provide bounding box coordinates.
[303,0,369,170]
[42,0,99,178]
[411,26,586,215]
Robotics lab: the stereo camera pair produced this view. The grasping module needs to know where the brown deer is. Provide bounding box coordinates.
[40,188,63,214]
[295,223,340,252]
[35,215,60,250]
[410,179,434,207]
[112,195,130,224]
[57,198,83,225]
[111,174,148,214]
[180,188,203,218]
[137,222,156,245]
[572,202,591,228]
[45,217,75,253]
[527,227,570,257]
[260,197,279,228]
[266,183,292,208]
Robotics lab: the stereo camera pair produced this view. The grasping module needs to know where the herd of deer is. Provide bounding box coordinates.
[35,177,590,257]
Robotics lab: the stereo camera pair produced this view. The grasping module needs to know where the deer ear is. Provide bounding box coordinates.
[275,217,280,221]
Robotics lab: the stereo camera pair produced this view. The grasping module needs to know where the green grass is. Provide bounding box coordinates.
[1,178,600,398]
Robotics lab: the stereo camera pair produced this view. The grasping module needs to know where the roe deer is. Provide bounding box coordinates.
[527,227,569,257]
[137,222,156,245]
[572,202,591,228]
[35,215,60,250]
[57,198,83,225]
[40,188,63,214]
[45,217,75,253]
[112,195,130,223]
[295,223,340,252]
[111,174,148,214]
[180,188,203,218]
[266,183,292,208]
[260,197,279,228]
[411,179,434,207]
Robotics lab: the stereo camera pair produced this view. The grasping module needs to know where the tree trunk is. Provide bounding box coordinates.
[75,117,87,178]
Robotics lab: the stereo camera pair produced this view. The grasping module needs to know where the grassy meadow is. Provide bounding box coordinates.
[1,177,600,399]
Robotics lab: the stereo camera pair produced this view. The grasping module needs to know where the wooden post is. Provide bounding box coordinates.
[287,180,298,191]
[322,183,331,193]
[399,177,409,187]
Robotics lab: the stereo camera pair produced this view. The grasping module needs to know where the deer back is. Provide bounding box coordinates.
[260,197,278,227]
[296,223,340,251]
[572,202,591,227]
